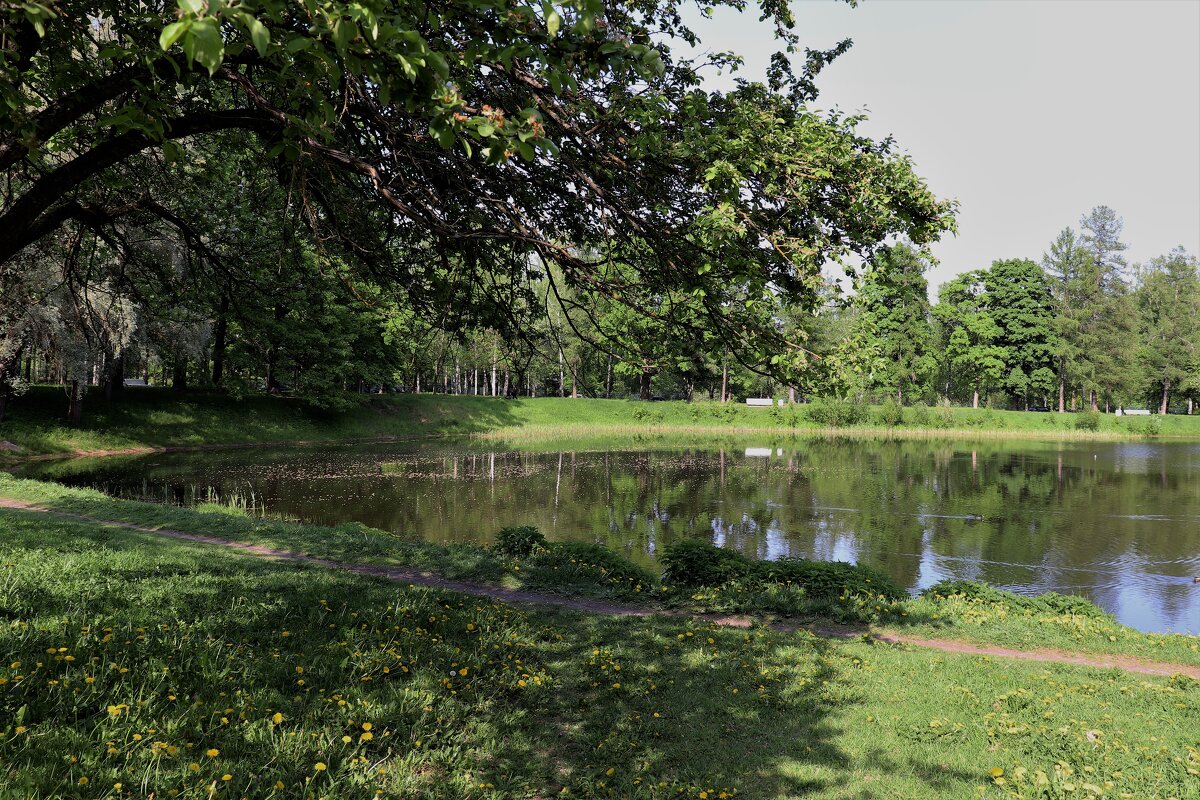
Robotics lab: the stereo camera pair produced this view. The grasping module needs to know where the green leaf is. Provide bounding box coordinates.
[285,36,312,54]
[158,21,189,51]
[188,18,225,75]
[177,0,205,15]
[517,141,535,161]
[247,18,270,57]
[546,10,562,38]
[162,140,183,163]
[475,122,494,138]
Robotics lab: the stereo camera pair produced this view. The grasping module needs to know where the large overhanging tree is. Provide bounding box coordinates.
[1,0,955,383]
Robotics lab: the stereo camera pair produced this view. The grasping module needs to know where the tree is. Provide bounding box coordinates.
[851,243,935,403]
[1136,248,1200,414]
[1042,228,1091,412]
[1,1,955,418]
[983,259,1058,409]
[933,271,1006,408]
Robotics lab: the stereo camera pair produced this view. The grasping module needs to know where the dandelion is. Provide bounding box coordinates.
[221,774,232,781]
[362,722,372,731]
[79,777,89,785]
[206,748,219,757]
[189,763,200,772]
[315,762,327,772]
[14,726,26,734]
[272,712,284,724]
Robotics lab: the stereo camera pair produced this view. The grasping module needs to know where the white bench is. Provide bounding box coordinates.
[1115,408,1151,416]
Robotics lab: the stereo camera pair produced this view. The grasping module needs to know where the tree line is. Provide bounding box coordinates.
[7,7,1193,422]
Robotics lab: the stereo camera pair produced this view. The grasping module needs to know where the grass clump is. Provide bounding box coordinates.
[921,580,1112,620]
[802,398,866,428]
[661,540,905,622]
[517,541,656,599]
[494,525,547,557]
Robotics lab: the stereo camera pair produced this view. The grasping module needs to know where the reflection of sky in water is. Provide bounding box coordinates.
[19,439,1200,635]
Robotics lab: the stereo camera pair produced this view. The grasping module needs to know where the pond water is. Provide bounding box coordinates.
[15,437,1200,634]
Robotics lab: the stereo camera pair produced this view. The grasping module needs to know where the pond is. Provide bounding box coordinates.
[15,437,1200,634]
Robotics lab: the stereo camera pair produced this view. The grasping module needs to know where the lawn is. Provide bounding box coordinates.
[3,503,1200,799]
[4,387,1200,461]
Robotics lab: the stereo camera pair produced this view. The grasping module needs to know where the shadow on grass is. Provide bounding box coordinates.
[0,509,991,799]
[1,385,526,456]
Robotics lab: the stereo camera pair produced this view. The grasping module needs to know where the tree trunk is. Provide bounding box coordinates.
[720,359,728,403]
[605,352,613,399]
[972,386,980,409]
[788,386,796,405]
[1187,397,1193,415]
[68,380,83,425]
[639,362,653,401]
[1160,380,1170,415]
[172,353,188,392]
[558,348,565,397]
[1090,389,1098,413]
[104,353,124,401]
[1057,375,1065,413]
[212,294,229,386]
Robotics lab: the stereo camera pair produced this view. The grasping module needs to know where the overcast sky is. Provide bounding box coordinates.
[683,0,1200,293]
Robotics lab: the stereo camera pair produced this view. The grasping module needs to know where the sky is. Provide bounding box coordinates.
[681,0,1200,293]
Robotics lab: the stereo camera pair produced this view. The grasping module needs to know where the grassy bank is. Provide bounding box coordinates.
[2,485,1200,799]
[2,475,1197,669]
[4,387,1200,460]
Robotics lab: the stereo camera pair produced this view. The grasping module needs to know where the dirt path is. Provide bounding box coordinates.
[3,496,1198,680]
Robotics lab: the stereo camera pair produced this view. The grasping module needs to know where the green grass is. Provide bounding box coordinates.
[3,502,1200,799]
[5,387,1200,461]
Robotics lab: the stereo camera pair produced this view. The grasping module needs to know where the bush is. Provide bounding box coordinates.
[757,558,905,601]
[1142,415,1162,437]
[921,580,1111,620]
[494,525,546,557]
[529,541,656,591]
[1075,411,1101,431]
[660,539,751,587]
[905,404,934,428]
[661,540,904,601]
[874,398,904,428]
[804,397,866,428]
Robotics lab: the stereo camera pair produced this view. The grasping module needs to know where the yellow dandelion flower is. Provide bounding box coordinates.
[362,722,372,731]
[221,774,232,781]
[360,732,373,742]
[315,762,327,772]
[206,748,219,757]
[274,781,285,790]
[189,763,200,772]
[272,713,284,724]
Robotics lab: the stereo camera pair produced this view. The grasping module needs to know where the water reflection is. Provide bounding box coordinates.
[16,438,1200,634]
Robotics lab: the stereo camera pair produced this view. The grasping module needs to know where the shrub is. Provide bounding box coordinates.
[757,558,905,601]
[1075,411,1101,431]
[874,398,904,428]
[1142,415,1162,437]
[804,397,865,428]
[905,404,934,428]
[494,525,546,557]
[921,580,1111,620]
[661,540,904,601]
[529,541,656,592]
[660,539,752,587]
